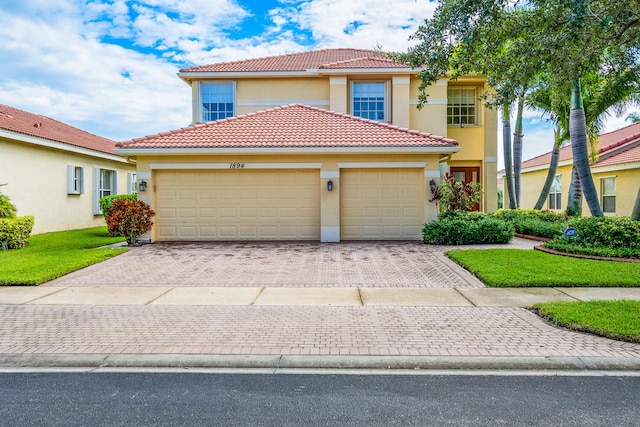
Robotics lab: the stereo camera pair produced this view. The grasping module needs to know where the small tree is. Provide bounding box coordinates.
[106,199,155,246]
[439,175,482,213]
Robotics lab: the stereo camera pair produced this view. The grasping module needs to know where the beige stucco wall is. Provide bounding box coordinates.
[1,138,136,234]
[516,162,640,216]
[133,152,441,242]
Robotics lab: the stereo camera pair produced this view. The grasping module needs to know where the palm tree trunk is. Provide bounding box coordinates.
[534,128,561,210]
[566,164,582,216]
[512,94,524,208]
[570,81,603,217]
[632,187,640,221]
[502,104,517,209]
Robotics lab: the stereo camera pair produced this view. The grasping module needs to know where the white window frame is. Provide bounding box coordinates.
[601,177,616,213]
[93,167,118,215]
[197,81,236,123]
[127,172,137,195]
[350,81,390,123]
[548,175,562,210]
[67,165,84,195]
[447,86,479,126]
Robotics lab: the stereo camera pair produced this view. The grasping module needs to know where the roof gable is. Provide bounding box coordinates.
[0,104,118,155]
[179,48,407,73]
[117,104,457,150]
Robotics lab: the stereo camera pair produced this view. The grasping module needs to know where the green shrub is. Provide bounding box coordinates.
[439,210,488,222]
[566,216,640,249]
[0,193,17,219]
[543,238,640,259]
[106,199,155,246]
[438,174,482,212]
[99,194,137,219]
[423,217,514,245]
[492,209,569,238]
[0,216,34,250]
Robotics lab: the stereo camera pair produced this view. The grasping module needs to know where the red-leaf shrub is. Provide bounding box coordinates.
[106,199,155,246]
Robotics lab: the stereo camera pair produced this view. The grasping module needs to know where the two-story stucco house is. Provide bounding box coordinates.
[116,48,498,242]
[0,104,136,234]
[511,122,640,216]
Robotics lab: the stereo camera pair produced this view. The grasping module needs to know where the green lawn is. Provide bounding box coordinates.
[533,300,640,343]
[447,249,640,287]
[0,227,127,285]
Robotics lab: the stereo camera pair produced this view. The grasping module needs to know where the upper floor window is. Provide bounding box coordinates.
[199,82,235,123]
[601,177,616,213]
[548,175,561,210]
[351,81,389,122]
[447,86,477,126]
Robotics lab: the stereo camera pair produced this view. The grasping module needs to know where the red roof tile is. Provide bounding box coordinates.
[0,104,118,154]
[179,48,407,73]
[521,122,640,169]
[117,104,457,150]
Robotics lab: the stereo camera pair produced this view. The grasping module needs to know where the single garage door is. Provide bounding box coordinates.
[155,170,320,241]
[341,168,424,240]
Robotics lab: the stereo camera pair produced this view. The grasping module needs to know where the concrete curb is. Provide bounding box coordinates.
[1,354,640,372]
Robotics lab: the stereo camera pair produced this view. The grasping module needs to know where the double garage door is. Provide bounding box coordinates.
[155,168,423,241]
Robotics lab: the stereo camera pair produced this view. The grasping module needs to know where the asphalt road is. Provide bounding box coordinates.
[0,372,638,426]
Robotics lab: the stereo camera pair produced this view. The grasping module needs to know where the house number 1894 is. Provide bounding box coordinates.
[229,162,245,169]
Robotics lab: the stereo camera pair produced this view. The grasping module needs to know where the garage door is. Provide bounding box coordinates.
[155,170,320,241]
[341,169,424,240]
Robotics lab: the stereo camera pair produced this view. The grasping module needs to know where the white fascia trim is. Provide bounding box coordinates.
[592,162,640,174]
[178,71,318,79]
[320,170,340,179]
[116,146,460,156]
[392,76,411,85]
[1,129,131,164]
[337,161,427,169]
[237,100,329,107]
[319,68,415,76]
[149,162,323,170]
[411,99,447,105]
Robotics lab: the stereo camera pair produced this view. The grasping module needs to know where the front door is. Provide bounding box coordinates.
[449,167,481,211]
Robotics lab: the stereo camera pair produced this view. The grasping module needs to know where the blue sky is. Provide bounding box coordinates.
[0,0,634,167]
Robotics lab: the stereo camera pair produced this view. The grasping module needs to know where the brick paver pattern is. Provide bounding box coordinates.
[6,239,640,359]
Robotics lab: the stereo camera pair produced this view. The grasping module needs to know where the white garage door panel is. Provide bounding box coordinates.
[341,169,424,240]
[156,170,320,241]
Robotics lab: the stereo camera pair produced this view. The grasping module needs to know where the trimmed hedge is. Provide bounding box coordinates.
[99,194,137,219]
[0,216,34,250]
[423,213,514,245]
[492,208,569,239]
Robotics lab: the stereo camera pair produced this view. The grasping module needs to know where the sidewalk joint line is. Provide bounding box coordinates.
[22,287,69,305]
[357,288,364,306]
[250,288,265,305]
[145,288,174,305]
[554,287,582,301]
[454,288,477,307]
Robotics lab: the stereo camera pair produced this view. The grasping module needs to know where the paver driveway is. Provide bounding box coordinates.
[44,241,509,288]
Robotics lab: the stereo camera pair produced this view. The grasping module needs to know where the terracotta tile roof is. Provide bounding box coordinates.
[0,104,118,154]
[179,48,407,73]
[521,122,640,170]
[117,104,458,150]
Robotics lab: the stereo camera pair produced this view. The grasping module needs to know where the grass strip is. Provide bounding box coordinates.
[532,300,640,343]
[0,227,126,285]
[447,249,640,287]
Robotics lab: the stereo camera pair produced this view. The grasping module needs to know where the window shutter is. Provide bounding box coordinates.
[113,170,118,195]
[93,167,101,215]
[127,173,135,194]
[79,167,84,194]
[67,165,74,194]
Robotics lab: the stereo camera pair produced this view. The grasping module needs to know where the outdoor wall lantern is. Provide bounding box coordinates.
[138,180,147,192]
[429,179,437,194]
[327,180,333,192]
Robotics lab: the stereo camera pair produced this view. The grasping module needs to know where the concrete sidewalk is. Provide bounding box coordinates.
[1,238,639,372]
